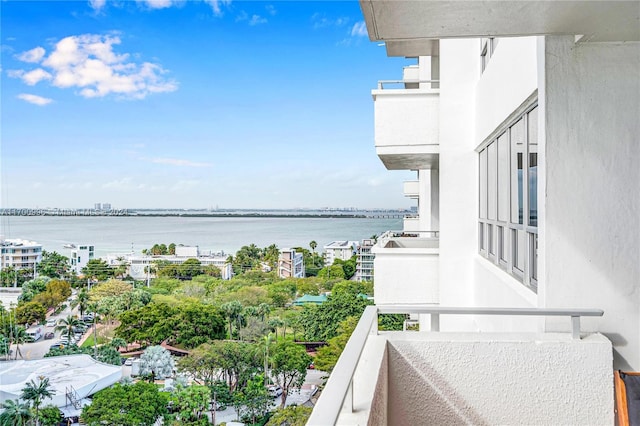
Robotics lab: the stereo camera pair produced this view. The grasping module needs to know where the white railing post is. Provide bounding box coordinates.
[571,315,581,339]
[431,312,440,332]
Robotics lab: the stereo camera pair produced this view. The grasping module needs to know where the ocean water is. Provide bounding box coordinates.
[1,216,402,258]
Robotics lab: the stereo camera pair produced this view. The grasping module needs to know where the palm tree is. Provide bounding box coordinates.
[77,288,89,318]
[110,337,127,352]
[0,399,31,426]
[12,326,28,360]
[55,315,81,342]
[21,376,56,426]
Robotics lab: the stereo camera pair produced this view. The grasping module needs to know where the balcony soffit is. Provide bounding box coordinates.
[360,0,640,43]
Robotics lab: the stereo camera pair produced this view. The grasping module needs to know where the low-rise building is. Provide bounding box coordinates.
[0,238,42,272]
[64,243,95,275]
[278,248,305,278]
[323,241,359,266]
[106,246,232,280]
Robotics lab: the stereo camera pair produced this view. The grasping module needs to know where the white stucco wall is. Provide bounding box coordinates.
[475,37,539,143]
[373,242,439,305]
[373,89,440,152]
[385,332,613,425]
[541,36,640,370]
[438,39,481,328]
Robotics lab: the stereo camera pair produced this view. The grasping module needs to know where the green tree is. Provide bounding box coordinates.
[11,326,29,360]
[14,301,47,326]
[266,405,313,426]
[179,258,203,279]
[0,399,31,426]
[314,316,359,373]
[55,315,81,341]
[317,264,345,280]
[270,341,311,408]
[38,251,70,279]
[77,288,90,317]
[236,374,270,425]
[168,243,176,255]
[298,287,371,342]
[21,376,56,426]
[89,278,133,300]
[38,405,62,426]
[167,385,210,424]
[18,277,49,303]
[81,258,114,281]
[221,300,243,339]
[81,381,168,426]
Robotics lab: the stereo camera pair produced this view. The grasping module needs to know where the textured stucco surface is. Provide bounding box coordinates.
[384,333,612,425]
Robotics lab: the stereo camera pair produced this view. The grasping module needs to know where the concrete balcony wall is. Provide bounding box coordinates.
[339,332,613,425]
[372,238,439,305]
[373,89,440,170]
[383,333,612,425]
[402,216,421,233]
[403,180,419,198]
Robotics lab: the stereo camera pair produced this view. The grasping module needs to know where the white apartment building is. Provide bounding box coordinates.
[106,246,233,281]
[323,241,359,266]
[355,238,375,281]
[0,238,42,272]
[310,1,639,425]
[278,248,305,279]
[65,243,95,275]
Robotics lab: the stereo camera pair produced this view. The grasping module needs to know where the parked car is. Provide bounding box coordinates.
[309,362,315,370]
[124,358,134,366]
[44,332,55,340]
[267,385,283,398]
[45,319,57,327]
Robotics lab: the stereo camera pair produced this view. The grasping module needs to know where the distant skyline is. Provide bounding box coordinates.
[1,0,416,210]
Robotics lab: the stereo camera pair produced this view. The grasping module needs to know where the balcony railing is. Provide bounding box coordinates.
[307,304,604,426]
[377,79,439,90]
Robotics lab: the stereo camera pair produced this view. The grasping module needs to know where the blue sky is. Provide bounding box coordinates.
[1,0,414,210]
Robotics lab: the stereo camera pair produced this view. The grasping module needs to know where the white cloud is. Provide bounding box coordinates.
[249,14,267,26]
[17,46,46,63]
[203,0,231,16]
[311,13,349,30]
[265,4,276,16]
[17,93,53,106]
[350,21,368,37]
[150,157,212,168]
[11,34,177,100]
[137,0,173,9]
[21,68,52,86]
[88,0,106,11]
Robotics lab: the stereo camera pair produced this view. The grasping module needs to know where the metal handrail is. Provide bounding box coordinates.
[307,304,604,426]
[377,79,440,89]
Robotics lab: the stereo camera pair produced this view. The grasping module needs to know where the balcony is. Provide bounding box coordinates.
[403,180,419,198]
[308,306,611,425]
[402,216,420,233]
[372,231,439,305]
[373,80,439,170]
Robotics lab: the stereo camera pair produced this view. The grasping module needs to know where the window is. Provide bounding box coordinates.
[480,38,499,73]
[479,104,539,291]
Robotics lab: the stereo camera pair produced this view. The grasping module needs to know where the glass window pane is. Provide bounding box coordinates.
[479,223,485,252]
[488,143,497,220]
[529,152,537,226]
[497,132,509,222]
[480,149,487,219]
[498,226,507,263]
[511,152,523,224]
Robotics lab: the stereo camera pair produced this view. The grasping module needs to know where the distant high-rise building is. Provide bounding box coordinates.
[102,203,111,211]
[355,239,375,281]
[94,203,101,210]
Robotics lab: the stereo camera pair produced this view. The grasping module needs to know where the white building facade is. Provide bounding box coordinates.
[65,244,95,275]
[323,241,359,266]
[0,238,42,272]
[355,238,375,281]
[310,1,639,424]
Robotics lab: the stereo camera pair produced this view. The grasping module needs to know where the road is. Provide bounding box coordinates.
[7,295,83,360]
